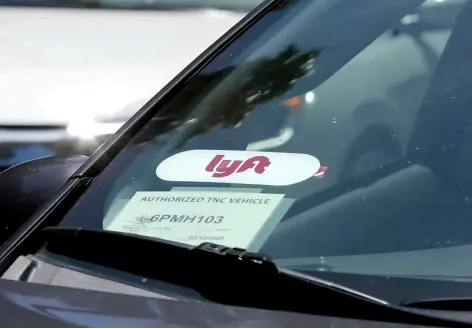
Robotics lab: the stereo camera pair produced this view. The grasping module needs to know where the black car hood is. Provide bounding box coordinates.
[0,279,414,327]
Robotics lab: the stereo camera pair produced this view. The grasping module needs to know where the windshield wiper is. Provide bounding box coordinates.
[41,226,468,326]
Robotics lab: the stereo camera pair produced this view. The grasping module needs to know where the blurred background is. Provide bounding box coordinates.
[0,0,262,171]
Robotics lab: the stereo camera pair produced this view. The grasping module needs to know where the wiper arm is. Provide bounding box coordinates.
[41,226,468,326]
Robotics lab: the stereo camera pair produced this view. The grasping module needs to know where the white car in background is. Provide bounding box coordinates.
[0,0,262,168]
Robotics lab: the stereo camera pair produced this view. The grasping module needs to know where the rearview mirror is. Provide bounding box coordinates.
[0,156,88,244]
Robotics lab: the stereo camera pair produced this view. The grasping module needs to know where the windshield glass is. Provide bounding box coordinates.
[53,0,472,282]
[0,0,261,11]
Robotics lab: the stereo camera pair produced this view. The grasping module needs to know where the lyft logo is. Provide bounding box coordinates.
[205,154,271,178]
[156,150,321,186]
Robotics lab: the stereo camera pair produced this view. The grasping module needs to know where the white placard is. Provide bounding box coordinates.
[106,191,285,249]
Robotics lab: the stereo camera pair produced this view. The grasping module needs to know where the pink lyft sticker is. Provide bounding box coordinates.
[156,150,322,186]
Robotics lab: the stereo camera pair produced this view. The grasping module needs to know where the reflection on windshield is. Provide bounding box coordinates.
[152,45,319,149]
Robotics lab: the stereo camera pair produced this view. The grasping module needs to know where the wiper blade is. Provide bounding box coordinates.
[42,226,468,326]
[42,226,277,283]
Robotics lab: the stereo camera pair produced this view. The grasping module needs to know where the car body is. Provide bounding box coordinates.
[2,0,472,326]
[0,277,429,327]
[0,0,261,169]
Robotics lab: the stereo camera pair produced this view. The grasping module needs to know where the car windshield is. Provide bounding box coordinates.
[0,0,261,11]
[52,0,472,283]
